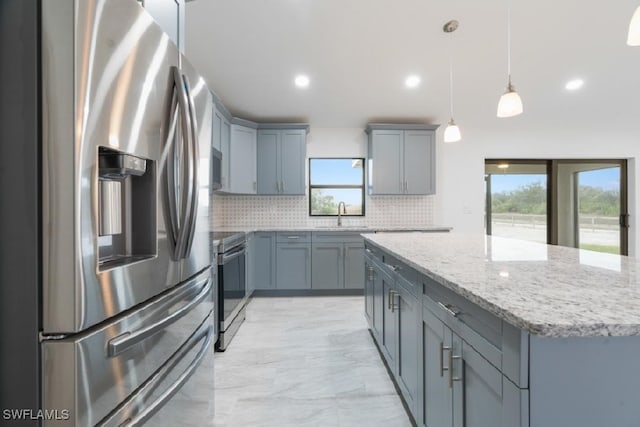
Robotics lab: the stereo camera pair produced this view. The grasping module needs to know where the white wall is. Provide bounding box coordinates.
[435,128,638,255]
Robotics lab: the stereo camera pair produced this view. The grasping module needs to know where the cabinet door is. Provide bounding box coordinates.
[252,232,276,290]
[364,260,375,328]
[403,130,435,195]
[256,130,280,194]
[142,0,183,51]
[276,243,311,289]
[372,263,384,341]
[279,129,306,195]
[370,130,403,194]
[344,243,364,289]
[455,339,504,427]
[221,118,231,191]
[246,234,255,296]
[422,307,453,427]
[230,125,257,194]
[212,107,223,152]
[311,243,343,289]
[381,268,397,368]
[396,282,420,418]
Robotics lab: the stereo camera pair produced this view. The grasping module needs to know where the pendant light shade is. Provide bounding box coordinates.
[628,6,640,46]
[497,1,523,118]
[444,119,461,143]
[497,79,523,118]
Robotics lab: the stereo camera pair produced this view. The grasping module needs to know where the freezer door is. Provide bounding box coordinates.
[179,55,215,282]
[42,268,214,427]
[42,0,192,333]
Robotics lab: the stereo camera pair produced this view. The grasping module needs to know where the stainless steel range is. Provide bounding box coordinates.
[214,232,248,350]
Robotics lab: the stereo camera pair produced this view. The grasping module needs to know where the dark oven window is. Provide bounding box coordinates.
[309,158,365,216]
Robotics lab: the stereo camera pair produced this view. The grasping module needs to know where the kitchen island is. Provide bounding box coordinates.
[362,232,640,427]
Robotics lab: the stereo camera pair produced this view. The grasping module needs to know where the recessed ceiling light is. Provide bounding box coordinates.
[405,75,421,88]
[565,79,584,91]
[497,163,509,169]
[294,75,310,88]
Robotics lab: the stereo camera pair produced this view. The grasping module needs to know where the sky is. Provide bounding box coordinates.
[490,167,620,194]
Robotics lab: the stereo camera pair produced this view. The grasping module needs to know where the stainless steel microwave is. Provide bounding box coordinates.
[211,147,222,190]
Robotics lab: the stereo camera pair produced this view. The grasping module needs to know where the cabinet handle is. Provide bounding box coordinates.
[448,348,463,388]
[440,342,451,377]
[282,181,285,192]
[383,262,400,272]
[405,180,409,193]
[287,236,300,239]
[365,248,373,255]
[438,302,460,317]
[253,181,257,190]
[389,290,399,313]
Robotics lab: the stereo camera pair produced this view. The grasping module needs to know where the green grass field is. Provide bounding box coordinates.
[579,244,619,255]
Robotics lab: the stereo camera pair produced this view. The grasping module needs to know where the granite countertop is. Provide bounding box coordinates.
[362,232,640,338]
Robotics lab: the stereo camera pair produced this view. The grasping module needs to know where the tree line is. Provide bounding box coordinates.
[492,182,620,216]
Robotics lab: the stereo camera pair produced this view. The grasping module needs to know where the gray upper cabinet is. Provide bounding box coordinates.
[212,105,231,192]
[257,126,308,195]
[230,124,257,194]
[366,124,438,195]
[140,0,184,52]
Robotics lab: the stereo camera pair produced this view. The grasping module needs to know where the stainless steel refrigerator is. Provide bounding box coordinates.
[0,0,216,425]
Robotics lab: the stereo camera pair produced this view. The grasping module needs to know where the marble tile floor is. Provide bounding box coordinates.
[212,296,413,427]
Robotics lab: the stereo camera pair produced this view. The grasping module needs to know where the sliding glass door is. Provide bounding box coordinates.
[485,159,628,255]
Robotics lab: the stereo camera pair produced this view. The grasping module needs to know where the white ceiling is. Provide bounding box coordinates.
[185,0,640,132]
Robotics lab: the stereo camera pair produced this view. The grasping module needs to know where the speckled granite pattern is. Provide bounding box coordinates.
[362,233,640,338]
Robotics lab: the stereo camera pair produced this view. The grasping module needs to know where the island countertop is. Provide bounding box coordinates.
[362,232,640,338]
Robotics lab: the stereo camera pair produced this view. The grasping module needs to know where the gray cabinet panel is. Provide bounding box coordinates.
[422,307,452,427]
[221,118,231,191]
[311,243,343,289]
[276,243,311,289]
[256,130,279,194]
[212,107,222,152]
[229,125,257,194]
[252,232,276,290]
[364,260,374,328]
[381,268,397,367]
[370,130,403,194]
[396,282,419,418]
[404,130,434,195]
[344,243,364,289]
[280,129,306,195]
[372,261,384,340]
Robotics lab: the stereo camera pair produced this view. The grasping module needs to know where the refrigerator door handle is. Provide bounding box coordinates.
[161,73,181,259]
[107,275,212,358]
[181,72,199,258]
[98,322,213,427]
[173,67,194,260]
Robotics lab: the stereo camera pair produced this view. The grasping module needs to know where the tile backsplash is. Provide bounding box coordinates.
[211,194,434,229]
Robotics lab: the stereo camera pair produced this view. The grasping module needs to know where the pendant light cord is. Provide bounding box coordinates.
[507,0,511,80]
[449,37,454,119]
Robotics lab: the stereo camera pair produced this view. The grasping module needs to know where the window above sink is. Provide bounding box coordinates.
[309,158,365,217]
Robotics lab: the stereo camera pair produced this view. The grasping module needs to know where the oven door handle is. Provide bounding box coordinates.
[220,246,246,264]
[97,322,213,427]
[107,277,212,358]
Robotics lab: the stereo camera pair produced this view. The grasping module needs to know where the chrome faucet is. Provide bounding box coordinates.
[337,201,346,226]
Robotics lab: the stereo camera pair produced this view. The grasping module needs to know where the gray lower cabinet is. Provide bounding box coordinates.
[372,260,384,341]
[344,243,364,288]
[276,243,311,289]
[364,260,375,327]
[421,307,452,427]
[252,232,276,290]
[311,243,343,289]
[380,266,397,368]
[396,280,420,417]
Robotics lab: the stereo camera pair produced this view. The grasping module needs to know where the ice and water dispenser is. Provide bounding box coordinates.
[97,147,156,269]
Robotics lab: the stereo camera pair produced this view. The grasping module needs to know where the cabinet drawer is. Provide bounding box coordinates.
[276,231,311,243]
[422,277,503,371]
[364,242,382,262]
[312,232,364,244]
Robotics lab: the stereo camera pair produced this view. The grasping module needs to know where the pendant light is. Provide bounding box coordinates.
[443,20,461,143]
[497,0,523,118]
[628,6,640,46]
